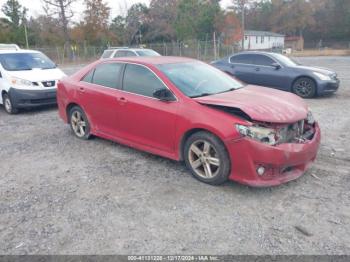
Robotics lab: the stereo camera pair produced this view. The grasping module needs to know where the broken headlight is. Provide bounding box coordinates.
[236,124,277,146]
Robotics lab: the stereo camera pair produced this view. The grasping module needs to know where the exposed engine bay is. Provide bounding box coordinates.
[209,104,316,146]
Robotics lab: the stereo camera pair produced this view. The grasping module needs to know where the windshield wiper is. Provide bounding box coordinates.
[190,93,212,98]
[10,68,32,71]
[218,88,238,94]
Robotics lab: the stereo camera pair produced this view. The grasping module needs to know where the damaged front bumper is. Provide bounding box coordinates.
[226,122,321,187]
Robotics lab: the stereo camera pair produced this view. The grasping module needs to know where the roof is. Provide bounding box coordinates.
[236,51,278,56]
[104,56,197,65]
[105,48,155,52]
[285,36,304,41]
[244,30,284,37]
[0,49,40,54]
[0,43,20,51]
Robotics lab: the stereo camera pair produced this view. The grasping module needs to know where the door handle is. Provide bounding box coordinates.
[78,87,85,93]
[255,67,260,72]
[230,65,235,69]
[117,97,127,104]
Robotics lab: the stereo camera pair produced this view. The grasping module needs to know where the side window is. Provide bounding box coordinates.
[101,50,113,59]
[81,69,94,83]
[91,63,123,88]
[253,55,276,66]
[114,50,137,58]
[123,64,166,98]
[230,54,253,64]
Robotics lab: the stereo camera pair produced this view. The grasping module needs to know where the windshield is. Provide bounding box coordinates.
[273,53,300,66]
[158,62,243,98]
[0,52,56,71]
[136,50,161,57]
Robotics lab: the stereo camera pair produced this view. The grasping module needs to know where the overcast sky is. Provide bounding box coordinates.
[0,0,233,22]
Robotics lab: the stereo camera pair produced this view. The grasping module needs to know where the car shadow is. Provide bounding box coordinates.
[88,135,301,195]
[16,105,58,115]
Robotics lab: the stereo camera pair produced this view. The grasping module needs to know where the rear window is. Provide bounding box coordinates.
[114,50,137,57]
[101,50,114,59]
[229,54,253,64]
[135,50,161,57]
[82,63,123,89]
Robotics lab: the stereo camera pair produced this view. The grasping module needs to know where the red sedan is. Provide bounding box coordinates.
[57,56,321,187]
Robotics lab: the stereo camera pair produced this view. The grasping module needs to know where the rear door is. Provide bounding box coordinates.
[76,62,125,136]
[229,54,256,84]
[117,63,179,154]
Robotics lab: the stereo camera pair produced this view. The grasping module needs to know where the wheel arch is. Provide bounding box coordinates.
[66,102,81,120]
[178,127,227,161]
[291,75,318,95]
[1,90,7,96]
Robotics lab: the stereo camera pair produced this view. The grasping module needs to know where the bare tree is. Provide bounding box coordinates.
[41,0,76,56]
[230,0,254,50]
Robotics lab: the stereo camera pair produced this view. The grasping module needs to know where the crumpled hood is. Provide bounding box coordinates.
[294,65,335,76]
[5,68,66,82]
[194,85,309,123]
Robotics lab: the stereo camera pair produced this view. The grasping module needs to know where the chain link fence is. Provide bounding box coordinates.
[35,46,106,65]
[147,40,240,62]
[32,40,240,65]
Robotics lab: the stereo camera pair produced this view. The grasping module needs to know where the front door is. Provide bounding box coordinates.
[250,54,287,90]
[117,63,179,154]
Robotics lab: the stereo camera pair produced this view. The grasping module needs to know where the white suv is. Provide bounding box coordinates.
[0,44,66,114]
[101,47,161,59]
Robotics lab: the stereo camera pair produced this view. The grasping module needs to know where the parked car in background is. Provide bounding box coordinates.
[211,51,340,98]
[100,47,161,59]
[57,56,320,187]
[0,44,66,114]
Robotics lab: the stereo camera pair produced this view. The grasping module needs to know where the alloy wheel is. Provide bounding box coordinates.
[294,79,314,98]
[188,140,220,178]
[71,110,87,138]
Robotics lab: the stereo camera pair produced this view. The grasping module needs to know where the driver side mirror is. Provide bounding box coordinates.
[153,88,176,102]
[272,63,281,70]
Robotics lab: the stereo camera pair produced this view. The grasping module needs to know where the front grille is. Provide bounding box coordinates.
[42,81,56,87]
[30,98,56,104]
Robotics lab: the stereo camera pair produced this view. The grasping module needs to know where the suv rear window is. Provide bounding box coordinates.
[101,50,114,59]
[114,50,137,58]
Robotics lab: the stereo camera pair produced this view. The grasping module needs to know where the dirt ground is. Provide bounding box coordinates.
[0,57,349,255]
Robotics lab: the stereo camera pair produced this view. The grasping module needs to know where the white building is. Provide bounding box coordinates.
[243,30,285,50]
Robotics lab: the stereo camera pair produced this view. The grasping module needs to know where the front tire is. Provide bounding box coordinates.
[184,131,231,185]
[2,93,18,114]
[292,77,317,98]
[69,106,91,140]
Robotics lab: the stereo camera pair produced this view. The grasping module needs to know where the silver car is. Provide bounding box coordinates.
[101,47,161,59]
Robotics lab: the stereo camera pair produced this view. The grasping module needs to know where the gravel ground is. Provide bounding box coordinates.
[0,57,349,255]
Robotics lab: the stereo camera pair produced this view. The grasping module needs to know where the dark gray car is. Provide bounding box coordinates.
[211,51,340,98]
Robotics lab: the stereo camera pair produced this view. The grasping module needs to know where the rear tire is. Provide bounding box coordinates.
[69,106,91,140]
[2,93,18,114]
[292,77,317,98]
[184,131,231,185]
